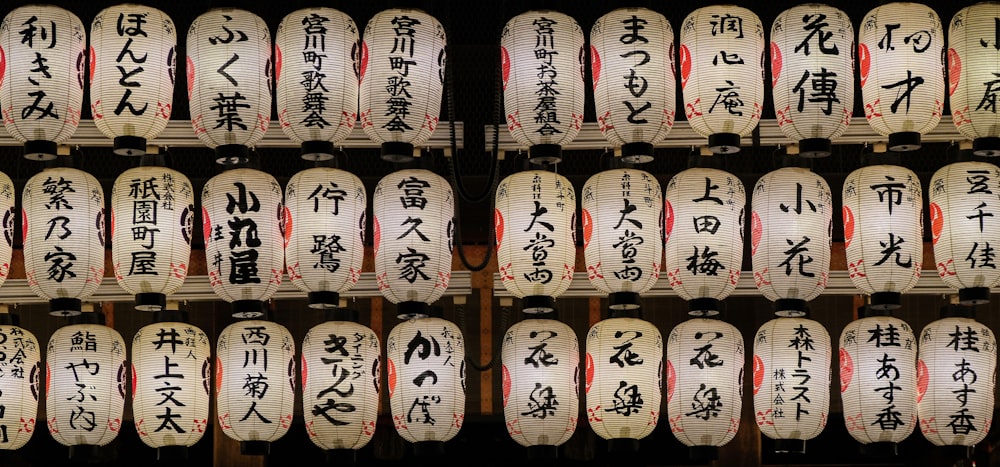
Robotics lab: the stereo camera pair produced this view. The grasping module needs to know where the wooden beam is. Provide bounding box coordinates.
[479,287,493,416]
[589,296,602,328]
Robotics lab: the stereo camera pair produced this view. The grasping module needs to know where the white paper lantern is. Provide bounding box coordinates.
[90,4,176,156]
[752,317,831,452]
[0,173,16,289]
[386,316,465,445]
[301,319,380,451]
[22,167,105,316]
[373,169,453,317]
[751,167,833,312]
[858,2,944,151]
[201,168,284,318]
[917,314,996,446]
[187,8,271,164]
[591,7,675,163]
[0,5,86,160]
[46,321,127,451]
[131,317,211,453]
[495,170,577,313]
[666,318,745,458]
[663,167,745,314]
[679,5,764,154]
[0,318,41,451]
[215,319,296,452]
[284,167,366,309]
[359,8,446,162]
[585,316,662,443]
[111,165,194,311]
[501,10,585,162]
[839,314,917,450]
[949,4,1000,156]
[501,318,578,451]
[275,8,359,160]
[842,165,923,309]
[929,161,1000,304]
[581,169,662,309]
[770,4,854,157]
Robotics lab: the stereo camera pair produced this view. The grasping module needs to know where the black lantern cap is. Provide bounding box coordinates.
[940,303,975,319]
[972,137,1000,157]
[688,445,719,462]
[773,439,806,454]
[153,308,190,323]
[215,144,250,165]
[231,300,267,319]
[325,307,359,322]
[774,299,808,318]
[869,292,901,310]
[528,144,562,164]
[70,309,106,325]
[157,445,189,462]
[959,287,990,306]
[413,440,445,457]
[113,135,147,156]
[522,295,556,314]
[798,138,832,158]
[239,441,270,456]
[860,441,898,458]
[621,142,654,164]
[24,140,58,161]
[608,292,641,311]
[525,445,558,460]
[135,292,167,312]
[50,298,83,317]
[301,140,336,161]
[608,438,640,455]
[397,301,430,320]
[688,298,721,317]
[308,291,341,310]
[708,133,740,154]
[0,313,18,326]
[381,142,415,163]
[325,449,357,464]
[68,444,104,462]
[888,132,921,152]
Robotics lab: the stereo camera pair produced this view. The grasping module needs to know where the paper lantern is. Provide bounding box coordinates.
[839,314,917,452]
[90,4,176,156]
[581,168,662,309]
[301,317,380,452]
[0,172,15,289]
[679,5,764,154]
[751,167,833,313]
[917,313,996,447]
[591,7,675,163]
[111,164,195,311]
[663,167,745,314]
[666,318,745,460]
[201,168,284,318]
[585,316,662,445]
[0,316,41,451]
[770,4,854,157]
[373,169,453,317]
[359,8,446,162]
[46,319,127,454]
[949,4,1000,156]
[216,319,296,453]
[501,318,578,454]
[0,5,86,160]
[187,8,271,164]
[22,167,105,316]
[929,161,1000,304]
[131,314,211,455]
[386,316,465,448]
[858,2,944,151]
[752,317,831,452]
[501,10,585,162]
[842,164,923,309]
[495,170,577,313]
[275,8,359,160]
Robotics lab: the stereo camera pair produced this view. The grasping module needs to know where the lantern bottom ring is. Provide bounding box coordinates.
[859,441,898,458]
[0,313,19,326]
[798,138,832,158]
[687,298,721,317]
[215,144,250,165]
[772,438,806,454]
[397,301,430,320]
[522,295,556,314]
[134,292,167,312]
[413,440,446,457]
[231,300,267,319]
[300,141,336,161]
[607,438,641,454]
[774,298,807,318]
[688,445,719,462]
[49,298,83,317]
[239,441,271,456]
[528,144,563,165]
[621,142,655,164]
[707,133,741,155]
[156,445,190,462]
[153,308,190,324]
[609,292,641,311]
[869,292,901,311]
[381,142,415,163]
[973,137,1000,157]
[23,140,58,161]
[308,291,341,309]
[113,136,148,156]
[959,287,991,305]
[526,444,559,460]
[324,307,359,323]
[324,449,358,464]
[68,444,105,462]
[887,132,921,152]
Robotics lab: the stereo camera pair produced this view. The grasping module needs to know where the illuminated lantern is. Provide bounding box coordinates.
[591,7,675,163]
[0,313,41,451]
[373,169,453,318]
[501,10,585,163]
[386,316,465,453]
[187,8,271,164]
[949,4,1000,156]
[301,313,380,454]
[275,8,359,161]
[23,166,105,316]
[90,4,176,156]
[752,317,831,453]
[46,314,127,458]
[858,2,944,152]
[842,164,923,310]
[839,312,917,454]
[679,5,764,154]
[917,310,996,447]
[0,5,86,160]
[216,319,296,454]
[111,162,195,311]
[201,168,284,318]
[284,167,366,309]
[666,317,745,460]
[359,8,446,162]
[501,317,578,456]
[131,310,211,458]
[0,172,15,288]
[663,166,745,315]
[586,315,662,448]
[582,169,662,310]
[495,170,576,313]
[770,4,854,158]
[929,161,1000,305]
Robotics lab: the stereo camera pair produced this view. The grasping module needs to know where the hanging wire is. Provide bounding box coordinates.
[457,298,509,372]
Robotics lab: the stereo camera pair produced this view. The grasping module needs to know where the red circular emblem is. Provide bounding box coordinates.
[679,45,691,90]
[581,209,593,250]
[916,359,929,403]
[858,43,870,88]
[585,353,594,394]
[501,364,511,408]
[929,202,943,245]
[663,200,674,244]
[948,48,961,96]
[770,42,781,87]
[750,211,762,257]
[590,45,601,90]
[494,209,504,249]
[752,354,764,396]
[666,360,676,403]
[839,348,853,393]
[842,206,854,249]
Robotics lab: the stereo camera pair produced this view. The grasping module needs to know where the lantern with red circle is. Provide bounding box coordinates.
[0,313,41,451]
[948,4,1000,156]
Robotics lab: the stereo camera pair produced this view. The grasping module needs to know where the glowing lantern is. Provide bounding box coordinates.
[948,4,1000,156]
[0,172,15,288]
[0,313,41,451]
